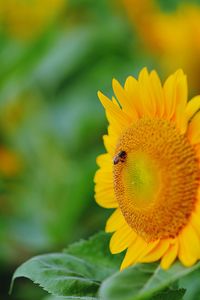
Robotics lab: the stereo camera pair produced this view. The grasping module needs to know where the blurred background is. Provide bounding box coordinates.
[0,0,200,299]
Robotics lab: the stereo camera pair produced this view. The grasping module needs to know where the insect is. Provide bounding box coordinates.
[113,150,127,165]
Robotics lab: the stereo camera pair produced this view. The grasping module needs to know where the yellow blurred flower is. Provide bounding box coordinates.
[0,146,21,177]
[0,0,66,40]
[95,68,200,270]
[122,0,200,91]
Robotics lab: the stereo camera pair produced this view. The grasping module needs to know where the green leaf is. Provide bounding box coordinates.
[99,261,200,300]
[10,232,121,298]
[179,268,200,300]
[65,231,123,273]
[11,232,200,299]
[42,296,99,300]
[10,253,100,299]
[152,288,185,300]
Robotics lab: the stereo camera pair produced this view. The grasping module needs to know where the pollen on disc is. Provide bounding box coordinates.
[113,118,200,242]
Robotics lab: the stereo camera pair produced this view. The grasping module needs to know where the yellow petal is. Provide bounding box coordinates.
[112,78,138,121]
[149,70,165,117]
[106,208,126,233]
[163,70,180,119]
[137,239,160,261]
[190,212,200,241]
[94,174,112,188]
[187,111,200,145]
[186,95,200,121]
[124,75,143,116]
[94,154,118,208]
[112,96,120,108]
[98,91,131,133]
[164,69,187,133]
[138,67,157,117]
[94,187,118,208]
[96,153,112,170]
[139,239,169,263]
[103,134,117,155]
[173,72,188,134]
[178,223,200,266]
[160,240,178,270]
[94,172,113,188]
[120,236,148,270]
[104,97,123,150]
[110,224,137,254]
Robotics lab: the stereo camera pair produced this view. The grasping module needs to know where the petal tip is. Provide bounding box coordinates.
[97,90,103,99]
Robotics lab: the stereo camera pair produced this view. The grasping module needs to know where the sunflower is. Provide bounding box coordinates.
[94,68,200,270]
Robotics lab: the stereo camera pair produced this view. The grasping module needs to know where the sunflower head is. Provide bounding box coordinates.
[94,68,200,270]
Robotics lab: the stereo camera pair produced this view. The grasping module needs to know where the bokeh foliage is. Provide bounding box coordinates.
[0,0,200,299]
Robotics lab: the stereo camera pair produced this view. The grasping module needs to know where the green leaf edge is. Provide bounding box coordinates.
[9,253,100,299]
[99,261,200,300]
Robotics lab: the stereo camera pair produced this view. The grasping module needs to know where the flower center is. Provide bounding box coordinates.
[113,118,200,242]
[123,151,161,209]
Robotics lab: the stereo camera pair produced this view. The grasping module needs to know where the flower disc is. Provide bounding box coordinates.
[113,118,200,242]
